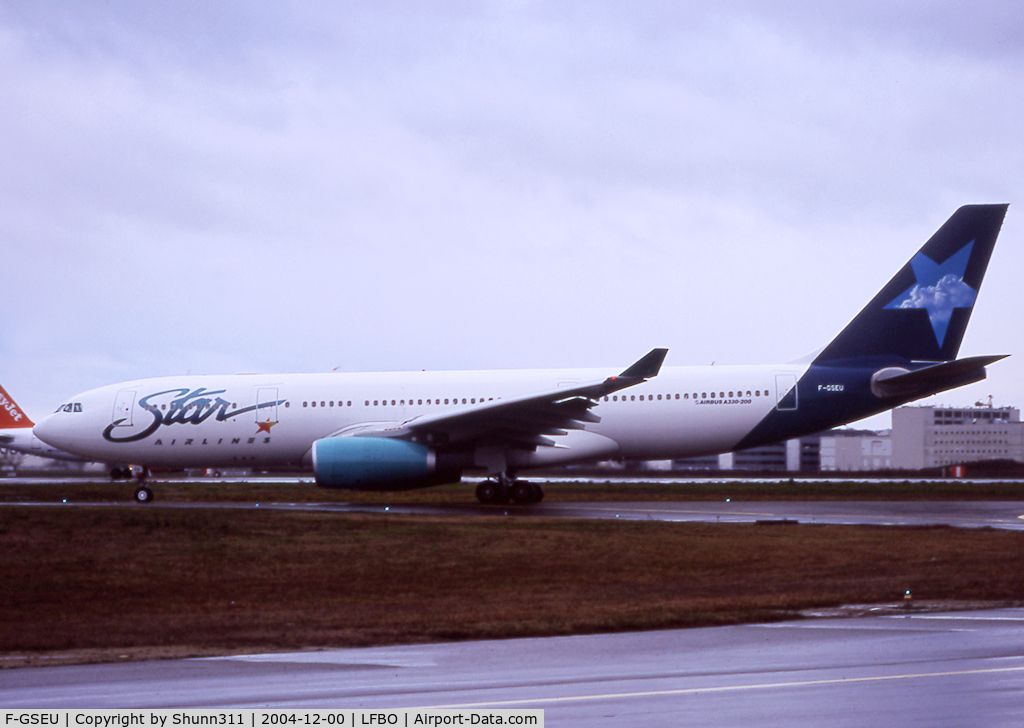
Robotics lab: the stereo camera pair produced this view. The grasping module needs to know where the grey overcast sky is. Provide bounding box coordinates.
[2,1,1022,429]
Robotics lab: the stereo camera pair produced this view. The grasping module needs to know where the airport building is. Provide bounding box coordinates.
[717,439,818,471]
[818,430,892,471]
[890,405,1023,470]
[676,404,1023,473]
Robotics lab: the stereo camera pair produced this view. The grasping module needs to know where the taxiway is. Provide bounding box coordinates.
[7,498,1024,530]
[2,609,1023,726]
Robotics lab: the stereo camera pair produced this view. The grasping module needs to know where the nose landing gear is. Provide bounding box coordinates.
[130,466,153,503]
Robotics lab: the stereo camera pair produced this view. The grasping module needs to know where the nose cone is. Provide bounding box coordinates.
[33,412,70,449]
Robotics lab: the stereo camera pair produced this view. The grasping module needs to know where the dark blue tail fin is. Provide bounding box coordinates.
[815,204,1007,365]
[734,204,1008,452]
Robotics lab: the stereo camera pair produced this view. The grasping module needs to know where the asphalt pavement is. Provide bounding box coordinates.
[3,609,1024,726]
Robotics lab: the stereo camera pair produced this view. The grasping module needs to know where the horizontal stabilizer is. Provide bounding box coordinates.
[871,355,1008,399]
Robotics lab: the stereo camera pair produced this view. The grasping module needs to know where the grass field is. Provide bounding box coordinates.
[3,480,1024,667]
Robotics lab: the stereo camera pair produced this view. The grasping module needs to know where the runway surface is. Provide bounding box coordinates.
[8,498,1024,530]
[3,609,1024,726]
[7,473,1024,528]
[266,499,1024,530]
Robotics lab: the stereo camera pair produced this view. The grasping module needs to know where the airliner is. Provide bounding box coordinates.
[34,204,1009,504]
[0,384,93,464]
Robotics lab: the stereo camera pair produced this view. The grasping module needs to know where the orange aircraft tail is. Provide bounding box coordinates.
[0,384,34,428]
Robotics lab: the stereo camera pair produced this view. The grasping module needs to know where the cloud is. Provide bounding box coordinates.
[1,2,1022,423]
[893,272,979,338]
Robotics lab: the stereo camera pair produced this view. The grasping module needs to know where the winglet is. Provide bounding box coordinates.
[618,348,668,379]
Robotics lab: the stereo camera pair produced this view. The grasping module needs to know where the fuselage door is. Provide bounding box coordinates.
[775,374,798,411]
[256,388,279,427]
[112,390,136,426]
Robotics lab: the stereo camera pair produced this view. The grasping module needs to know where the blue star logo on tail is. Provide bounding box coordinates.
[884,240,977,347]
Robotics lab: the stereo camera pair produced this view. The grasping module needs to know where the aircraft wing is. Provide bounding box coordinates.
[354,348,667,450]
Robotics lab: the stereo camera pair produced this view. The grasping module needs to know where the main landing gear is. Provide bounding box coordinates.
[475,473,544,505]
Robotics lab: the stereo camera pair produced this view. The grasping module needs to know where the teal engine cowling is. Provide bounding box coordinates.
[312,437,460,491]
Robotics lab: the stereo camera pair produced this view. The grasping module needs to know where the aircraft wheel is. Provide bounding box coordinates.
[509,482,544,505]
[476,481,502,505]
[134,486,154,504]
[510,482,535,504]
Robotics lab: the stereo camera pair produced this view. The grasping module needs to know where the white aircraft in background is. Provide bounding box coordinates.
[0,384,94,465]
[35,205,1009,504]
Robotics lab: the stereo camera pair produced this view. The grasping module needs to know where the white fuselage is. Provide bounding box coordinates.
[33,363,809,471]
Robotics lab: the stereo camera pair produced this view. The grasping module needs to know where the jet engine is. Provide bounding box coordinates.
[312,436,460,490]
